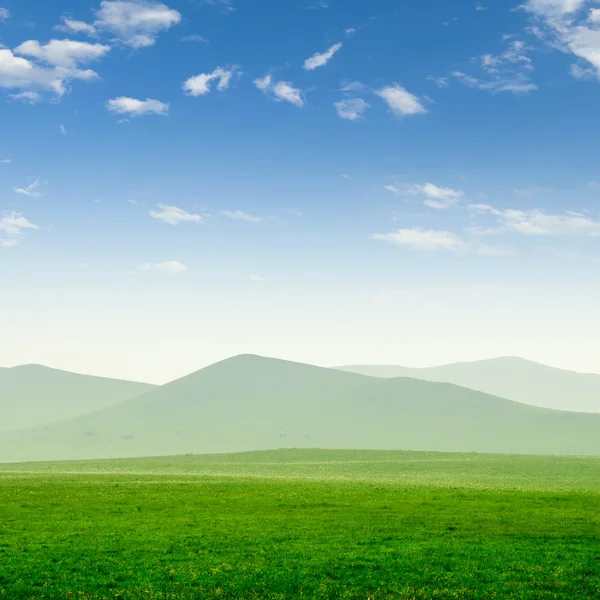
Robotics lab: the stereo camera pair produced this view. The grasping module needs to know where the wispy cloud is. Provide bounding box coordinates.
[223,210,263,222]
[94,0,182,48]
[183,66,240,96]
[138,260,188,274]
[513,184,553,197]
[60,124,67,136]
[375,84,427,116]
[254,73,304,107]
[450,39,537,95]
[107,97,169,117]
[0,8,9,22]
[334,98,370,120]
[181,34,209,43]
[385,182,464,209]
[0,158,11,164]
[469,203,600,236]
[249,274,268,282]
[522,1,600,79]
[55,17,98,37]
[13,180,42,197]
[304,42,342,70]
[371,226,514,255]
[0,211,39,247]
[149,204,203,225]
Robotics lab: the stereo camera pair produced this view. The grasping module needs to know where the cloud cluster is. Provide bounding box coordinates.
[523,0,600,79]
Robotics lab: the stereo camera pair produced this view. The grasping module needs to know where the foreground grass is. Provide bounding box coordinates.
[1,450,599,599]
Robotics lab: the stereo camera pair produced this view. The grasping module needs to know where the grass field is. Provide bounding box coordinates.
[1,449,600,599]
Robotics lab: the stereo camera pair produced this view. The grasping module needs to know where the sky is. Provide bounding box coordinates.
[1,0,600,384]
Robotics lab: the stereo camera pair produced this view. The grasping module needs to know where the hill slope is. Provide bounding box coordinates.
[0,365,156,431]
[1,355,600,462]
[336,357,600,413]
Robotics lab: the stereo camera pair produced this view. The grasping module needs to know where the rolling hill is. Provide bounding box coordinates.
[1,354,599,463]
[0,365,156,431]
[336,357,600,413]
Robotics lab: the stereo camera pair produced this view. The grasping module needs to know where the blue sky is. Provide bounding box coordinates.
[1,0,600,382]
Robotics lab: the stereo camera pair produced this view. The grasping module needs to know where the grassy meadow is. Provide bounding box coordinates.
[1,449,600,599]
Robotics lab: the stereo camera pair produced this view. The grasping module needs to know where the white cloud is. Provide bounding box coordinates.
[254,74,304,107]
[249,274,267,282]
[55,18,99,37]
[371,228,464,251]
[223,210,263,222]
[522,1,600,79]
[13,180,42,197]
[371,226,514,255]
[106,96,169,116]
[272,81,303,106]
[375,84,427,116]
[469,203,600,236]
[183,66,239,96]
[94,0,181,48]
[10,91,43,104]
[0,47,100,101]
[385,182,464,209]
[139,260,188,274]
[522,0,587,17]
[60,124,67,136]
[253,73,272,91]
[303,42,342,70]
[0,158,11,164]
[0,239,18,248]
[0,8,9,22]
[149,204,203,225]
[334,98,370,120]
[14,39,111,68]
[475,3,488,10]
[78,262,91,270]
[0,213,39,235]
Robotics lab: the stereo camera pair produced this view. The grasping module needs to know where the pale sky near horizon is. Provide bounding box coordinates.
[2,0,600,383]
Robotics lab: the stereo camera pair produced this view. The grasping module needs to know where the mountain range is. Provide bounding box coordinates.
[336,357,600,413]
[1,354,599,463]
[0,365,155,431]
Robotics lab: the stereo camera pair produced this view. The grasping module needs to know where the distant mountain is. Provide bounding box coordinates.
[0,365,155,431]
[336,357,600,413]
[1,355,600,463]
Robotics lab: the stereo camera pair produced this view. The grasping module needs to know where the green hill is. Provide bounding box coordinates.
[336,356,600,413]
[1,354,600,462]
[0,364,155,431]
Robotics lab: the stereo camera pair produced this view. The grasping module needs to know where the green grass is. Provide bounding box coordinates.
[1,450,600,599]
